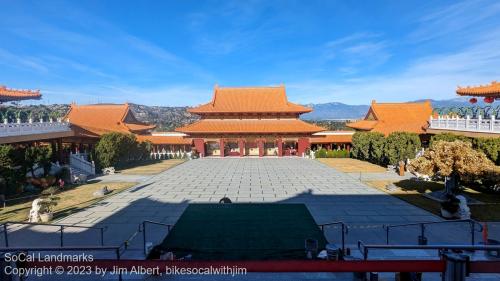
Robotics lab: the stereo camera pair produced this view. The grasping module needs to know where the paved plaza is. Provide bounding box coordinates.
[4,158,497,258]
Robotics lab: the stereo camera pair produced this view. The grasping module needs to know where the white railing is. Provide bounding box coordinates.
[429,115,500,134]
[150,150,191,160]
[70,152,96,176]
[0,119,71,137]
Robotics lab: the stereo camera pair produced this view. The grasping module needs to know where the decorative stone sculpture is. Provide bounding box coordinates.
[28,198,44,222]
[102,167,115,175]
[72,173,88,184]
[79,173,88,182]
[456,195,471,219]
[93,186,111,197]
[412,172,431,181]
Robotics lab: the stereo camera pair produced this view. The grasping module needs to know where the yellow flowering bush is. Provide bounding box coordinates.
[409,140,500,185]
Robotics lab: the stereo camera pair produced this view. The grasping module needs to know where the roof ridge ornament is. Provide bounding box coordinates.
[211,84,219,106]
[456,80,500,97]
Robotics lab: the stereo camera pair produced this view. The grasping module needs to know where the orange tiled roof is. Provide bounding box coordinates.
[456,81,500,97]
[0,85,41,102]
[176,119,325,134]
[346,120,378,131]
[346,100,432,136]
[136,135,191,145]
[310,133,353,144]
[65,103,156,136]
[125,123,156,132]
[188,86,312,114]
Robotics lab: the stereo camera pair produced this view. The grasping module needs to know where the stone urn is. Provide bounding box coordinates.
[39,212,53,222]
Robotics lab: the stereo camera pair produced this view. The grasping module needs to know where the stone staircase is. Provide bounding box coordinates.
[69,153,96,181]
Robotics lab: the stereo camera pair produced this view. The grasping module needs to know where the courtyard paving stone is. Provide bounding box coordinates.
[3,158,499,261]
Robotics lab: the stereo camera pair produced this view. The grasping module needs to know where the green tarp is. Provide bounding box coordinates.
[155,203,328,260]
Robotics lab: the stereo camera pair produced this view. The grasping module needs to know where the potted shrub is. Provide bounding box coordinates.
[39,196,58,222]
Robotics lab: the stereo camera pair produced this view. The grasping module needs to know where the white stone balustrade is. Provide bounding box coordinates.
[150,150,190,160]
[70,152,96,176]
[0,120,71,137]
[429,115,500,134]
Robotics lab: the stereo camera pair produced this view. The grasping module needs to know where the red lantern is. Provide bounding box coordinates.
[484,97,494,103]
[469,98,477,104]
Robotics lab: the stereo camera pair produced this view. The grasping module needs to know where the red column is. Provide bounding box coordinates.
[258,139,264,157]
[193,139,205,157]
[238,139,245,157]
[220,139,224,157]
[277,138,283,157]
[346,144,351,152]
[298,137,310,157]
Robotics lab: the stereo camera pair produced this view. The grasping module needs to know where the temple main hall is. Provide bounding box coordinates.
[176,86,326,157]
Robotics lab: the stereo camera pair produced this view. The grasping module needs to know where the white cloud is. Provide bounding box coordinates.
[286,0,500,105]
[0,6,213,83]
[288,29,500,104]
[0,48,49,74]
[409,0,500,42]
[320,32,391,75]
[41,84,211,106]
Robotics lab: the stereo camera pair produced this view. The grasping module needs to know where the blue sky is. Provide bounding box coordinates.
[1,0,500,106]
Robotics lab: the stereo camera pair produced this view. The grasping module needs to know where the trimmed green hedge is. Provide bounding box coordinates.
[315,148,350,158]
[95,132,152,168]
[384,132,421,165]
[473,137,500,165]
[351,131,499,165]
[351,131,421,165]
[351,132,385,164]
[0,144,56,195]
[429,133,471,146]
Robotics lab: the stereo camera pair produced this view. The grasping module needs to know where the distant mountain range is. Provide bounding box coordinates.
[412,97,490,108]
[301,102,369,120]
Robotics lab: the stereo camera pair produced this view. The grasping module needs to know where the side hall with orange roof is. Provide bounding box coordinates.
[63,103,191,155]
[346,100,433,136]
[176,85,325,157]
[64,103,155,137]
[309,131,354,151]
